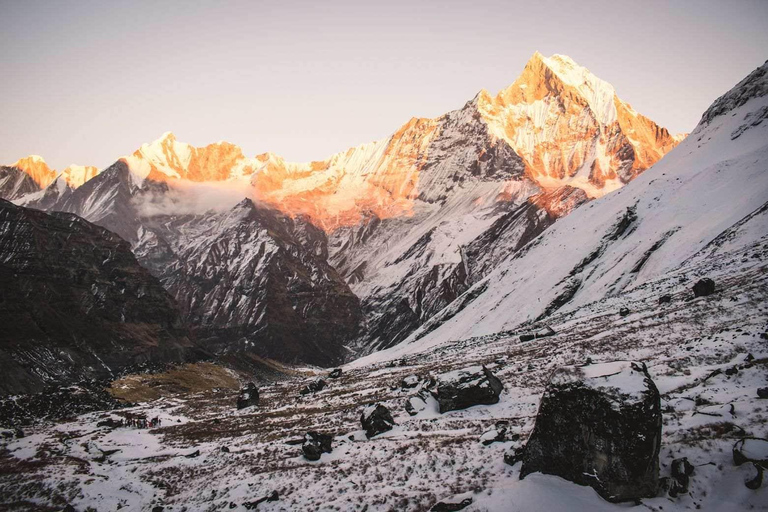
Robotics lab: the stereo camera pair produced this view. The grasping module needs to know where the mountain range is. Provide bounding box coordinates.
[1,53,689,383]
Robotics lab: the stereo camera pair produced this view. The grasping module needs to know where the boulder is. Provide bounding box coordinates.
[236,382,259,410]
[401,375,420,389]
[329,368,342,379]
[301,432,333,461]
[430,498,472,511]
[300,378,327,395]
[405,395,427,416]
[435,366,503,413]
[733,437,768,466]
[757,388,768,399]
[692,278,716,297]
[361,403,395,438]
[619,307,630,317]
[480,421,510,446]
[520,361,662,503]
[658,294,672,304]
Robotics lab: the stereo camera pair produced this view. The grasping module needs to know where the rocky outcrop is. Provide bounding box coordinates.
[361,403,395,438]
[520,361,662,503]
[0,200,197,395]
[435,366,503,413]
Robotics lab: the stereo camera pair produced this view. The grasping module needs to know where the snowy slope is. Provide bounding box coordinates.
[363,60,768,361]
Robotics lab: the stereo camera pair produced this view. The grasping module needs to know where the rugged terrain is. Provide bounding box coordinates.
[0,60,766,512]
[0,199,198,395]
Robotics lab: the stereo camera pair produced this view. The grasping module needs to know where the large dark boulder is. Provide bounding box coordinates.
[733,437,768,466]
[301,432,333,461]
[300,378,327,396]
[692,278,716,297]
[430,498,472,511]
[520,361,662,503]
[361,403,395,438]
[435,366,503,413]
[236,382,259,410]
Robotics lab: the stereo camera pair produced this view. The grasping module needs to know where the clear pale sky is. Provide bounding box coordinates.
[1,0,767,170]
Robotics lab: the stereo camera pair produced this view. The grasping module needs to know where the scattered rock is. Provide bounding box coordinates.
[520,361,662,503]
[221,446,230,453]
[243,491,279,509]
[745,462,764,490]
[151,507,164,512]
[185,450,200,458]
[692,278,716,297]
[435,366,503,413]
[401,375,420,389]
[405,395,427,416]
[63,506,76,512]
[329,369,342,379]
[667,457,695,497]
[725,367,739,376]
[619,307,630,317]
[504,445,525,467]
[757,388,768,399]
[237,382,260,410]
[361,403,395,438]
[480,421,510,446]
[519,334,536,342]
[658,294,672,304]
[300,378,327,395]
[431,497,472,511]
[733,437,768,466]
[302,432,333,461]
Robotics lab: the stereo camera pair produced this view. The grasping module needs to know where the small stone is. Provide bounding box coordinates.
[329,368,342,379]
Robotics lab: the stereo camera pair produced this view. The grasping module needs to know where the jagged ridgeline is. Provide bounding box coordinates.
[0,53,684,372]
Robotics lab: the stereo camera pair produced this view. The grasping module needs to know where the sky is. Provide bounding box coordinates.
[1,0,767,170]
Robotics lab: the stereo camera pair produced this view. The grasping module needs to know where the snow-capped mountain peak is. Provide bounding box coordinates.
[12,155,56,188]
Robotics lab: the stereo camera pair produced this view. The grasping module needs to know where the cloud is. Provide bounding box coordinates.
[132,179,260,217]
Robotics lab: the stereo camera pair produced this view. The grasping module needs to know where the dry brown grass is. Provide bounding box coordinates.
[108,363,241,402]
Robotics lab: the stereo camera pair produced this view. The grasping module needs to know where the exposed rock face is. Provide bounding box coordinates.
[236,383,259,410]
[692,278,716,297]
[301,432,333,461]
[21,162,363,368]
[520,361,662,502]
[0,166,41,201]
[0,199,196,395]
[361,404,395,438]
[137,199,362,367]
[435,366,503,413]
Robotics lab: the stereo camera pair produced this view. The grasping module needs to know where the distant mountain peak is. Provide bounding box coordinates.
[12,155,56,188]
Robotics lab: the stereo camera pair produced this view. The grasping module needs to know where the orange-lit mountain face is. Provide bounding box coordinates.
[6,53,683,231]
[12,156,56,188]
